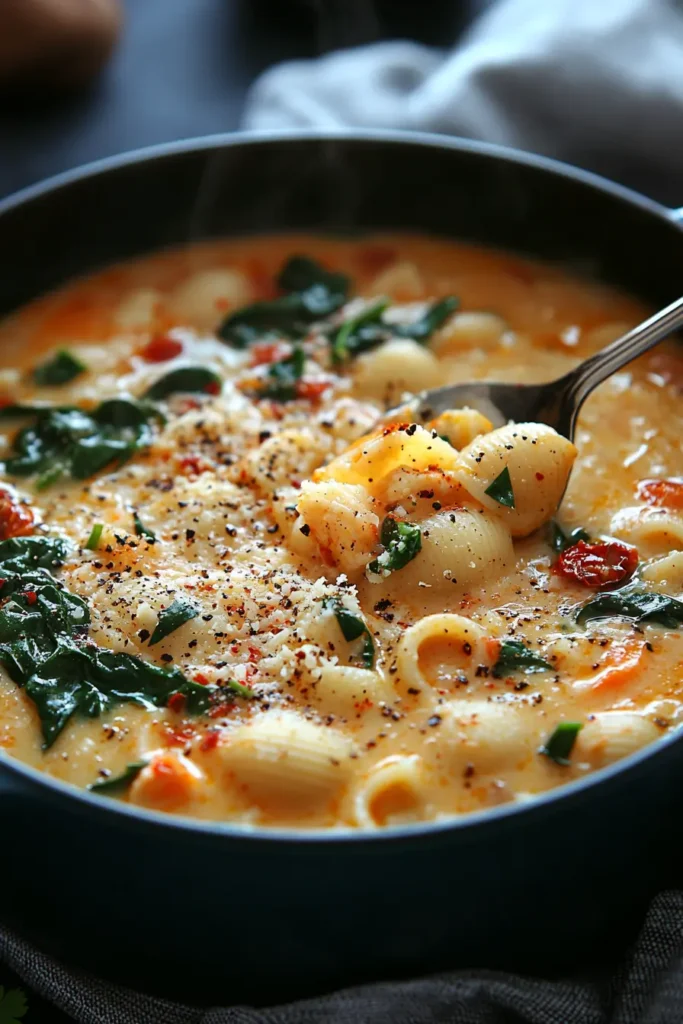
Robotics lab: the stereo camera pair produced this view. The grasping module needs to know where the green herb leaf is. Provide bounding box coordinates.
[85,523,104,550]
[144,366,222,400]
[225,679,256,699]
[331,299,390,364]
[540,721,583,766]
[133,511,156,542]
[484,466,515,508]
[368,518,422,576]
[0,539,217,746]
[148,599,199,646]
[88,760,148,794]
[0,985,28,1023]
[0,403,53,420]
[257,345,305,402]
[393,297,459,343]
[323,597,376,668]
[491,640,553,678]
[3,398,157,487]
[0,535,70,573]
[576,588,683,628]
[33,349,86,387]
[551,521,591,553]
[218,256,349,347]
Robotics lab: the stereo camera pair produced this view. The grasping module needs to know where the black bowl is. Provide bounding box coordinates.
[1,132,683,1005]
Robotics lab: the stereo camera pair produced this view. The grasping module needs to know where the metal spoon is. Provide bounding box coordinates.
[390,296,683,441]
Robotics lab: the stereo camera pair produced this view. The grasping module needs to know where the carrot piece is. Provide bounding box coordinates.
[576,640,646,694]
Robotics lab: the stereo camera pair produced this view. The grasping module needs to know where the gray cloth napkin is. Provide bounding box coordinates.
[243,0,683,205]
[5,1,683,1020]
[4,890,683,1022]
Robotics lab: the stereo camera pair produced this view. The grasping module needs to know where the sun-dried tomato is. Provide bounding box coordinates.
[554,540,638,588]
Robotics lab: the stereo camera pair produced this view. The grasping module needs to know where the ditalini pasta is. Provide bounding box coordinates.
[0,234,681,829]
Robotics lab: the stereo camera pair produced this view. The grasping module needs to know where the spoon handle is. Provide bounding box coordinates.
[556,295,683,439]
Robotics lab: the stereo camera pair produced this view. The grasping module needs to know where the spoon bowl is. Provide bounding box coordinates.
[392,295,683,440]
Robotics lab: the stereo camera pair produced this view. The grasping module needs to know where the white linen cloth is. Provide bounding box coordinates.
[243,0,683,204]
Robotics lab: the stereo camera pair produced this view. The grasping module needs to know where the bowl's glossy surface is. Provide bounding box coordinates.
[1,132,683,1003]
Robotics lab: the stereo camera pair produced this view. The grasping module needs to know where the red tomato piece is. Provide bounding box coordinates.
[249,342,291,367]
[296,378,331,401]
[167,692,186,713]
[0,489,35,541]
[554,540,638,588]
[139,335,183,362]
[636,478,683,510]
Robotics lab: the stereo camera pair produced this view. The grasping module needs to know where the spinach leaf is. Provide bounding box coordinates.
[256,345,305,402]
[393,297,459,342]
[3,399,156,487]
[133,511,156,543]
[576,588,683,628]
[276,256,349,312]
[85,524,104,550]
[88,760,147,795]
[485,466,515,508]
[551,521,590,553]
[0,537,217,746]
[331,300,390,364]
[0,403,53,420]
[540,721,583,766]
[491,639,552,678]
[33,350,86,387]
[144,366,222,400]
[218,256,349,348]
[0,535,70,573]
[148,598,199,646]
[368,518,422,577]
[324,597,376,668]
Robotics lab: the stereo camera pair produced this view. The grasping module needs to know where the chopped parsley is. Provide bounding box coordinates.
[148,599,199,646]
[551,520,590,552]
[540,722,583,766]
[324,597,375,668]
[133,511,156,543]
[144,366,222,399]
[484,466,515,508]
[33,349,86,387]
[368,518,422,577]
[88,760,148,795]
[491,640,552,677]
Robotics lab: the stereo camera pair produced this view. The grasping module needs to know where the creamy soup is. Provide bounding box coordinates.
[0,235,681,829]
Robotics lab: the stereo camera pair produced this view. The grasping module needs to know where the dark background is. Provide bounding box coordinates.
[0,0,489,200]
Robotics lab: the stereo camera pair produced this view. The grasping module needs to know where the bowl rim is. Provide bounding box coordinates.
[0,126,681,847]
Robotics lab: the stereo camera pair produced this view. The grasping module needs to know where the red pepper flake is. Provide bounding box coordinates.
[194,672,209,686]
[247,646,261,663]
[535,472,545,481]
[179,454,210,477]
[139,335,183,363]
[204,380,221,396]
[200,731,220,753]
[209,702,236,719]
[167,692,186,713]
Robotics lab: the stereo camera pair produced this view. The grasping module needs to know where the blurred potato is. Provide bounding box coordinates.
[0,0,122,89]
